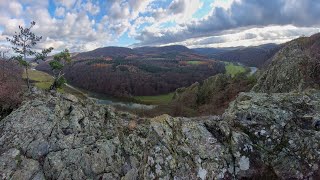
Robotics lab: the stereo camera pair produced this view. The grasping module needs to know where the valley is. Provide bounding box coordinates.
[35,45,259,109]
[32,58,256,116]
[33,45,266,118]
[27,34,320,118]
[36,45,226,99]
[26,69,162,109]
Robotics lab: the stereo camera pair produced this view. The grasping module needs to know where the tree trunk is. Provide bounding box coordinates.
[1,59,3,79]
[25,67,30,90]
[50,80,55,90]
[50,80,57,91]
[23,50,30,90]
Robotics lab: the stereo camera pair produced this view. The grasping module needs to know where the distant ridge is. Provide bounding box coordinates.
[75,45,207,60]
[74,44,285,65]
[134,45,193,54]
[75,46,135,59]
[193,44,281,67]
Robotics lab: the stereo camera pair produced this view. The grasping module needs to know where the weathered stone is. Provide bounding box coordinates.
[0,90,320,179]
[62,94,79,103]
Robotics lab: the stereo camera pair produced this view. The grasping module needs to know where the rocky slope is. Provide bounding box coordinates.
[1,88,320,179]
[170,73,256,116]
[253,33,320,93]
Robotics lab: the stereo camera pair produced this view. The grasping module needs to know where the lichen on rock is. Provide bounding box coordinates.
[0,89,320,179]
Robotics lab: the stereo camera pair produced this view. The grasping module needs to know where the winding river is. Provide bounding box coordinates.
[249,67,258,75]
[64,83,156,110]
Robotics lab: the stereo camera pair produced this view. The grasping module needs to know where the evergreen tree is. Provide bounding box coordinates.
[6,21,53,90]
[49,49,71,90]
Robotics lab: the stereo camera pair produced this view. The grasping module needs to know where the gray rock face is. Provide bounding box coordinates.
[0,91,320,179]
[252,39,308,93]
[224,91,320,179]
[252,35,320,93]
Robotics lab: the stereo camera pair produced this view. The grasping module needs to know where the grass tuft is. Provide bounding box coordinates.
[134,93,174,105]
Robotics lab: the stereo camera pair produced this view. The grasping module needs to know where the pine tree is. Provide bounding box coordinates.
[6,21,50,90]
[49,49,71,90]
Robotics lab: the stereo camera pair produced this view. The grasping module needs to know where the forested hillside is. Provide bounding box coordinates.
[37,58,225,97]
[130,71,256,117]
[75,45,207,61]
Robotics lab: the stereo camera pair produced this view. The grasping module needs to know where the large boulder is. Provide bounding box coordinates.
[223,91,320,179]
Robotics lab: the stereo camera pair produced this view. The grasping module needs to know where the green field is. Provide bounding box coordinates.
[187,61,204,65]
[134,93,174,105]
[225,62,246,77]
[24,70,87,99]
[24,69,55,90]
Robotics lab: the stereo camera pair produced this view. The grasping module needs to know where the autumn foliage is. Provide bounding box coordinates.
[37,58,225,97]
[0,60,24,118]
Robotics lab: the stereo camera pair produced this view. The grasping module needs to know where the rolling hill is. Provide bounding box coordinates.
[75,46,136,59]
[75,45,208,61]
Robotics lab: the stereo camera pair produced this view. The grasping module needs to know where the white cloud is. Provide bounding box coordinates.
[38,37,65,49]
[160,25,320,48]
[54,0,76,9]
[1,0,320,52]
[211,0,238,10]
[128,0,154,19]
[168,0,203,23]
[20,0,49,9]
[133,0,320,46]
[102,0,155,37]
[55,7,65,17]
[83,1,100,15]
[9,1,23,16]
[1,2,112,52]
[2,18,25,36]
[150,0,202,24]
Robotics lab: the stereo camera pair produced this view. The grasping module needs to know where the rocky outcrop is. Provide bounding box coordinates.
[253,33,320,93]
[0,89,320,179]
[0,91,228,179]
[224,91,320,179]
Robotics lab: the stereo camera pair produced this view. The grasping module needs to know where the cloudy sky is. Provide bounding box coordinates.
[1,0,320,53]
